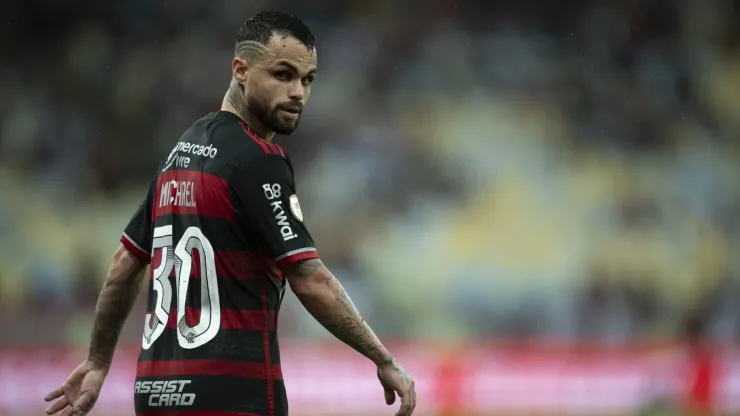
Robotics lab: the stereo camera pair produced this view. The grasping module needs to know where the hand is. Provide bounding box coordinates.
[377,359,416,416]
[44,360,108,416]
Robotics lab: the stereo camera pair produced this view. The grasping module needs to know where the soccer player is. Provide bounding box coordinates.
[44,11,416,416]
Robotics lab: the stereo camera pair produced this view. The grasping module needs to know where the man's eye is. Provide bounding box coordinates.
[275,72,289,81]
[301,77,314,86]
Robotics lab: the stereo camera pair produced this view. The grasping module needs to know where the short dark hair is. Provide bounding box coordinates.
[236,11,315,50]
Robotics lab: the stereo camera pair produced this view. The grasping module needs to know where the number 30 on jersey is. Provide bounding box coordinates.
[142,225,221,350]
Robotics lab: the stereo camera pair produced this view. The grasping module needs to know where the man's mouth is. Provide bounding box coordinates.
[278,105,302,114]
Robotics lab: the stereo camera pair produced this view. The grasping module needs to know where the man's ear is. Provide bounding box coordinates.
[232,57,248,84]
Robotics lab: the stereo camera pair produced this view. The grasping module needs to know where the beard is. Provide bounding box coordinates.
[246,90,301,135]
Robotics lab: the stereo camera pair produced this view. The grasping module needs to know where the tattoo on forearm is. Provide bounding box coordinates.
[322,290,388,363]
[288,259,391,364]
[88,274,143,368]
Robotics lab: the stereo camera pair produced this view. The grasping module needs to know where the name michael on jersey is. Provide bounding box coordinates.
[159,180,197,208]
[162,141,219,171]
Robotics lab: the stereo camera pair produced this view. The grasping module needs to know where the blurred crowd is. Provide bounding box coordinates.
[1,0,739,346]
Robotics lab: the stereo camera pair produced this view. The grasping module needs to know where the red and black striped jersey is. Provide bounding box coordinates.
[120,111,318,416]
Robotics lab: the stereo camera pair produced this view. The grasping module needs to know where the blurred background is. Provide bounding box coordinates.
[1,0,740,415]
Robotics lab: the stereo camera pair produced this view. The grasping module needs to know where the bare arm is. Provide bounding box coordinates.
[87,245,148,369]
[283,259,393,366]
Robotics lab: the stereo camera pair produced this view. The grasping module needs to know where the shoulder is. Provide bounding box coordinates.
[228,151,293,188]
[207,113,290,170]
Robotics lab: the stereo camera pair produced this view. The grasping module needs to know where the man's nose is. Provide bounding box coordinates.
[288,80,305,101]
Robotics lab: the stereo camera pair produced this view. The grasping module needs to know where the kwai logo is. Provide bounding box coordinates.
[263,183,298,241]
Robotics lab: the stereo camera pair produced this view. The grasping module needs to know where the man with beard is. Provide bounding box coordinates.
[44,11,416,416]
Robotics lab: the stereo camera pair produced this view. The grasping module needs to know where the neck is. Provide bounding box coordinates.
[221,83,275,142]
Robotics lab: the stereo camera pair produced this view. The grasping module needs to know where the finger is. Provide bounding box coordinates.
[44,386,65,402]
[384,385,395,405]
[45,397,69,415]
[409,383,417,414]
[395,389,411,416]
[378,373,395,405]
[60,407,76,416]
[73,391,97,415]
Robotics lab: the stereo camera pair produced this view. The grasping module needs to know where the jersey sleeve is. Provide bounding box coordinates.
[120,180,156,263]
[230,155,319,267]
